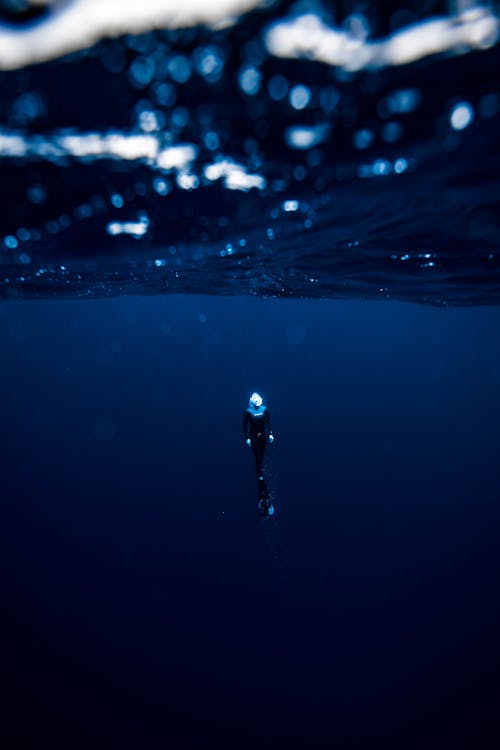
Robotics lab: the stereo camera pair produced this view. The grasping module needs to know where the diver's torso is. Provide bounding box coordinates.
[247,407,267,435]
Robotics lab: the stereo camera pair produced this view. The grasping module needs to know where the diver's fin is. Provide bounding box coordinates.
[257,497,275,518]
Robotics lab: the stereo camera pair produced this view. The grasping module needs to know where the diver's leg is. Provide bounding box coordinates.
[258,476,269,499]
[257,475,271,515]
[252,438,265,477]
[256,436,267,477]
[251,439,259,475]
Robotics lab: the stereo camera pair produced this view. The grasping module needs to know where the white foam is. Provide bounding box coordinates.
[0,128,266,192]
[106,216,149,237]
[204,159,266,191]
[265,7,499,71]
[0,128,197,172]
[0,132,28,156]
[0,0,263,70]
[157,144,197,171]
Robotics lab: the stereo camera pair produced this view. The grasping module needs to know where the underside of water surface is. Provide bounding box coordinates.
[0,0,499,304]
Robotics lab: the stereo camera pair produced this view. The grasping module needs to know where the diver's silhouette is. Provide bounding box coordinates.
[243,392,275,515]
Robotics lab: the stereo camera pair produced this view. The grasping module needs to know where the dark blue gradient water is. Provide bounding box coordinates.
[2,296,500,747]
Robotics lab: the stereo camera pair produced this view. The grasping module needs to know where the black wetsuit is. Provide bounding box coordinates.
[243,406,271,478]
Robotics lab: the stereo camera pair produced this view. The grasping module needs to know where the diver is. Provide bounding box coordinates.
[243,392,275,516]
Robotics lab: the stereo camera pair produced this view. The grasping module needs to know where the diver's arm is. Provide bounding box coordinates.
[266,408,274,443]
[243,411,251,446]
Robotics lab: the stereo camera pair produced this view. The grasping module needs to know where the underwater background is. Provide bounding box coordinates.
[1,1,500,747]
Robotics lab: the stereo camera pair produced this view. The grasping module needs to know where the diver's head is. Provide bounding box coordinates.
[249,392,263,408]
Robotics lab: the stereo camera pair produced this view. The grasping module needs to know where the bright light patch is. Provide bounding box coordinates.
[0,0,264,70]
[284,124,329,150]
[265,9,500,72]
[176,173,199,190]
[450,102,474,130]
[204,159,266,191]
[106,216,149,237]
[0,132,28,156]
[156,144,197,170]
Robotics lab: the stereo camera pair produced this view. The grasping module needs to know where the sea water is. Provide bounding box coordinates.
[1,2,500,748]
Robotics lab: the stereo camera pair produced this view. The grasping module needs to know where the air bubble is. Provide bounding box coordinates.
[450,102,474,130]
[384,88,422,115]
[168,55,192,84]
[27,185,47,204]
[381,121,403,143]
[285,124,328,150]
[319,87,339,113]
[194,46,225,83]
[394,158,408,174]
[151,82,177,107]
[111,193,124,208]
[353,129,374,150]
[4,235,18,249]
[100,44,127,74]
[171,107,189,129]
[153,178,169,196]
[289,84,311,110]
[138,109,164,132]
[11,91,45,124]
[239,67,261,96]
[204,131,220,151]
[128,56,156,88]
[268,75,289,101]
[294,165,306,181]
[372,159,392,176]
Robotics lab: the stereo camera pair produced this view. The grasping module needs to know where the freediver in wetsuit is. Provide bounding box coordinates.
[243,392,275,516]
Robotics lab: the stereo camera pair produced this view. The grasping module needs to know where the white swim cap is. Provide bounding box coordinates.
[249,392,263,407]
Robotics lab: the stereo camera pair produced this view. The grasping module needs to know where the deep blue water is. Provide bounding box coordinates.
[2,296,500,748]
[1,1,500,747]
